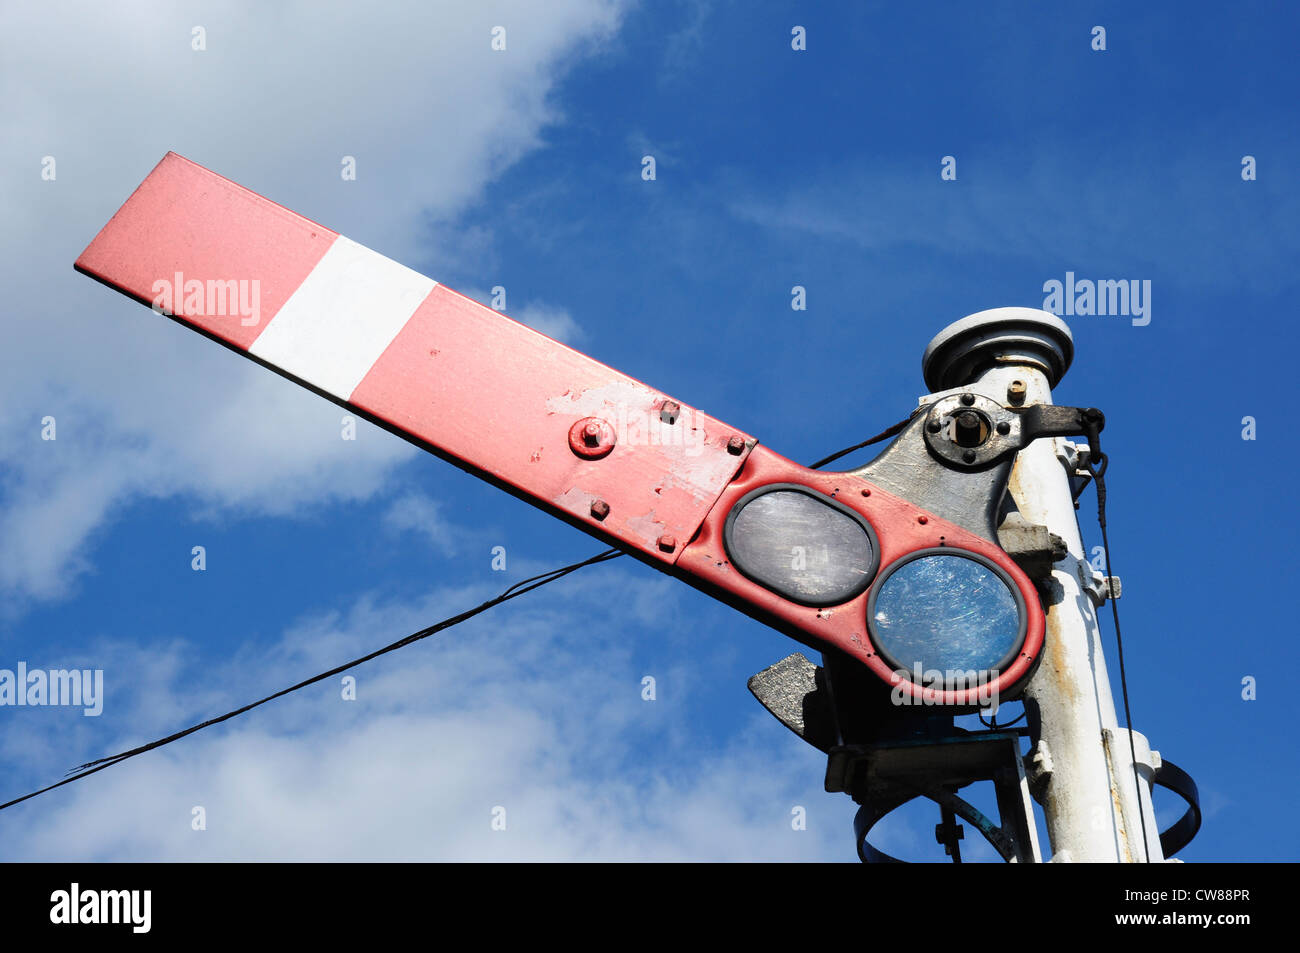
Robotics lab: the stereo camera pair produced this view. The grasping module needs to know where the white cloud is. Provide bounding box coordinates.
[513,302,585,344]
[0,572,854,861]
[729,148,1300,290]
[0,0,629,606]
[457,286,588,343]
[382,491,463,556]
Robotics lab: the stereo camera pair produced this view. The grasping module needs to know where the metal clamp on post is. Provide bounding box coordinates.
[1153,758,1202,858]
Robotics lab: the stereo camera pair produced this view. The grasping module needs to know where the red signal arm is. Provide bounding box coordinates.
[75,153,1042,705]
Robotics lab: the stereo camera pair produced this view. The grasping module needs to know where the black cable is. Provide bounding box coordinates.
[0,547,622,812]
[1086,442,1152,864]
[978,706,1027,731]
[3,411,920,814]
[807,408,921,470]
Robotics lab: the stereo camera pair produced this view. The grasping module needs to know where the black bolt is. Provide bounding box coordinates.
[962,449,977,463]
[954,411,984,447]
[926,418,942,434]
[996,421,1011,435]
[960,393,976,406]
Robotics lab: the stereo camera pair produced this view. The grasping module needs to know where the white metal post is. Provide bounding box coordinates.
[922,308,1162,863]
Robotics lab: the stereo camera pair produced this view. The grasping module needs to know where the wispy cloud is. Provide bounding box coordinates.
[728,145,1300,293]
[0,572,852,861]
[514,302,586,344]
[382,492,464,556]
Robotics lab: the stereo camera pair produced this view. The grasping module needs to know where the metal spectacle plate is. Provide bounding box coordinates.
[923,393,1022,470]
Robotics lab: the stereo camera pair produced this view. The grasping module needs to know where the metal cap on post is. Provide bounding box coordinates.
[922,307,1074,393]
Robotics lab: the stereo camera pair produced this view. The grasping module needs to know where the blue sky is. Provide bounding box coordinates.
[1,1,1296,861]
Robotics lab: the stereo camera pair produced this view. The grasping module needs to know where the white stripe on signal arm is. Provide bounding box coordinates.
[249,236,437,400]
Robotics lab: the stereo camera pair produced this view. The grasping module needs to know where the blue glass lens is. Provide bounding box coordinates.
[871,553,1021,683]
